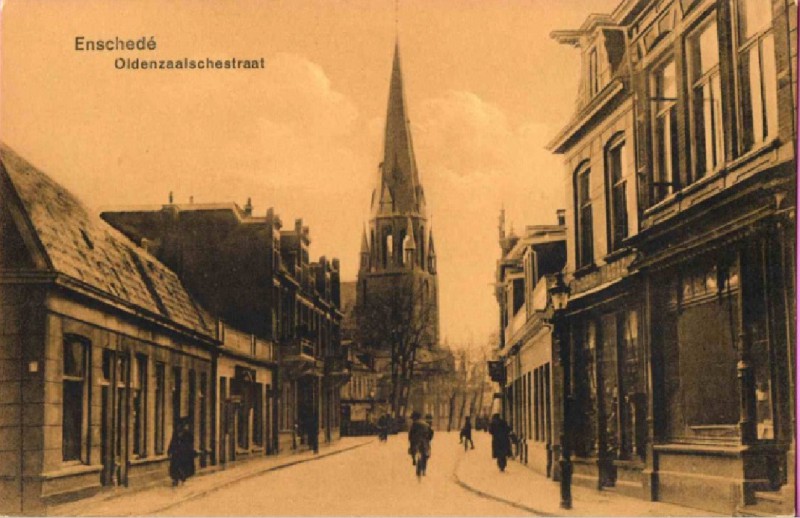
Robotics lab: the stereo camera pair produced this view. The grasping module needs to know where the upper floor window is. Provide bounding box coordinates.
[605,134,628,251]
[588,47,600,97]
[688,19,724,180]
[651,58,679,203]
[575,163,594,268]
[735,0,778,152]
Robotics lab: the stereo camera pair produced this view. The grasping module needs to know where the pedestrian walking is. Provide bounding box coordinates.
[460,416,475,451]
[167,418,196,486]
[377,413,389,442]
[488,413,512,472]
[408,411,433,479]
[308,413,320,454]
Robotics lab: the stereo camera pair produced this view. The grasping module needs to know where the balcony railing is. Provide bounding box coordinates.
[284,336,315,359]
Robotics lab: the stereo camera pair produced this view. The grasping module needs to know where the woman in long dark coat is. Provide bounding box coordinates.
[489,413,512,472]
[168,418,196,486]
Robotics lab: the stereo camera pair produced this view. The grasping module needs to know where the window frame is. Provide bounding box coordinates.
[132,353,148,458]
[732,0,778,154]
[62,335,90,464]
[686,15,725,181]
[649,56,680,205]
[604,133,629,252]
[154,362,166,455]
[588,47,600,98]
[574,161,594,269]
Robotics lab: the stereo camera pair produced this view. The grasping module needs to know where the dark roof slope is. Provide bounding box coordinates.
[0,143,211,336]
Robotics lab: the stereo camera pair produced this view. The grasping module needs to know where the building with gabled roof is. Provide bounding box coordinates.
[0,144,279,513]
[0,143,218,513]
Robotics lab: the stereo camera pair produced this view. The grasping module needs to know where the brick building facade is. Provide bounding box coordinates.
[547,0,796,513]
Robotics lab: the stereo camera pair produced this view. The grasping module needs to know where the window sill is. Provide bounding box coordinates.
[726,137,781,173]
[42,463,103,480]
[603,246,634,264]
[130,455,168,466]
[572,263,598,279]
[642,138,782,218]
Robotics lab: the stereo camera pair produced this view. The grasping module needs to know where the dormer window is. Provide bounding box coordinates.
[588,47,600,97]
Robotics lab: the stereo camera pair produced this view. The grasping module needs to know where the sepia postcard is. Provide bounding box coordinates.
[0,0,797,516]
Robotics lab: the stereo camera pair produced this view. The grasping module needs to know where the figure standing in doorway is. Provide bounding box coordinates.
[168,418,196,486]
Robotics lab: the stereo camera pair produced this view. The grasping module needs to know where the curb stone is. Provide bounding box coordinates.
[452,455,551,517]
[59,439,373,517]
[143,440,374,516]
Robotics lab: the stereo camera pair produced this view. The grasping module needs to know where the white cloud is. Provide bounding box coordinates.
[408,90,566,347]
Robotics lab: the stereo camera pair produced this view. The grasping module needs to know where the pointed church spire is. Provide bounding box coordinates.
[375,41,423,217]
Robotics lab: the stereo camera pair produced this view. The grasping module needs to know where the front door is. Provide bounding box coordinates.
[100,349,131,486]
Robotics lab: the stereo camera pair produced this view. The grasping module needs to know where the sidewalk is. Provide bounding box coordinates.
[454,434,721,517]
[50,437,373,517]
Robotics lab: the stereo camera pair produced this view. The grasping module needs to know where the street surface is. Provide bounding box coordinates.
[162,431,526,516]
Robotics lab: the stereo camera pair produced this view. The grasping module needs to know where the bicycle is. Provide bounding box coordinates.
[415,451,428,478]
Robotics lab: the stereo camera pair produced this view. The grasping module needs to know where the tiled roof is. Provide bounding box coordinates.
[0,144,212,337]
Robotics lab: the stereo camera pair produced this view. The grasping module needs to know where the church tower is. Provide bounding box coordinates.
[357,42,439,350]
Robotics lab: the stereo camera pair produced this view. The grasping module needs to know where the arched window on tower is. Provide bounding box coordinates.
[398,228,407,266]
[370,230,375,270]
[419,226,425,266]
[383,227,392,269]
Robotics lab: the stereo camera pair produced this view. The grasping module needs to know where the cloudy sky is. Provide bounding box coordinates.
[1,0,619,350]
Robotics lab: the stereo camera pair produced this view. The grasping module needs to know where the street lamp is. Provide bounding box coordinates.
[549,272,572,509]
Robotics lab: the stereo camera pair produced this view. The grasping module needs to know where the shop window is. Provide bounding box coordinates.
[575,320,598,457]
[133,354,148,457]
[651,59,679,203]
[544,364,551,445]
[688,18,724,179]
[155,362,166,454]
[736,0,778,151]
[605,134,628,251]
[575,163,594,268]
[254,383,264,446]
[62,336,89,463]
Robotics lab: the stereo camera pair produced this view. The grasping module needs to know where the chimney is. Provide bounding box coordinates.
[244,197,253,216]
[557,209,566,226]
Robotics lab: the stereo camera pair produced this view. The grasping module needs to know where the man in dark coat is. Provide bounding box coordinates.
[408,411,433,478]
[460,416,475,450]
[377,413,388,442]
[308,413,319,454]
[168,418,196,486]
[489,413,512,472]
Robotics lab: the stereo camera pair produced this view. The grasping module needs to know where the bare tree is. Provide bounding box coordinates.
[355,276,437,420]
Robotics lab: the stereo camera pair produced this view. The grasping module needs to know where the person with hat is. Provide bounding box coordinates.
[408,411,433,478]
[489,413,512,472]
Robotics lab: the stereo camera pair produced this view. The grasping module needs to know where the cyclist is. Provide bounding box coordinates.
[408,411,433,478]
